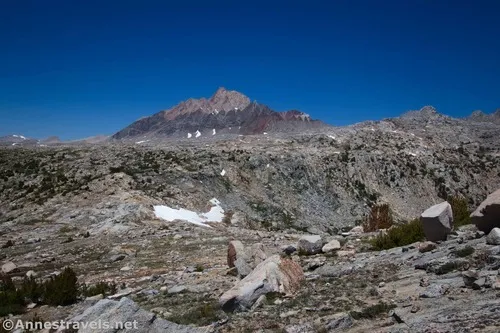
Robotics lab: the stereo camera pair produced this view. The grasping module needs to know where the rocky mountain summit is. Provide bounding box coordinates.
[112,88,327,139]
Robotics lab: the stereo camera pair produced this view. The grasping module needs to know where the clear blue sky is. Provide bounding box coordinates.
[1,0,499,140]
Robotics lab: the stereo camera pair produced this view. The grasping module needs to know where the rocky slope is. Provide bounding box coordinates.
[1,104,500,332]
[112,88,328,139]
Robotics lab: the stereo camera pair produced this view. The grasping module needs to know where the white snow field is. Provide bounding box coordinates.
[153,198,224,228]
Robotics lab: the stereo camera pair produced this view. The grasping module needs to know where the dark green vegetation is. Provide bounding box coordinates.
[447,195,471,227]
[0,267,116,316]
[370,218,425,251]
[350,302,396,320]
[451,246,475,258]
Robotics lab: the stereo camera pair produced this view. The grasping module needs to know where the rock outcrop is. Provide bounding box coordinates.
[219,255,304,312]
[420,202,454,241]
[471,188,500,233]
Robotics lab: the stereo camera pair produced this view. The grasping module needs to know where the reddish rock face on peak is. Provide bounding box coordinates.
[112,88,328,139]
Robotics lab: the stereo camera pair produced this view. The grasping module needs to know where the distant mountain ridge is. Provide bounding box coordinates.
[112,87,329,139]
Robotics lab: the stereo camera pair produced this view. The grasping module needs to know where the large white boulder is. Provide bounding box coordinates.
[219,255,304,312]
[420,202,453,241]
[471,188,500,233]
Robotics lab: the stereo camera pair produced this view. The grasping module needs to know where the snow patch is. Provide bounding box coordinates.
[135,140,149,144]
[195,130,201,138]
[328,135,336,140]
[263,132,268,135]
[12,135,26,140]
[212,128,216,135]
[153,198,225,228]
[187,132,192,138]
[220,169,226,176]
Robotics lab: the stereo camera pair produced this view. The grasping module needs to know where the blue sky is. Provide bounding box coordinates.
[1,0,499,140]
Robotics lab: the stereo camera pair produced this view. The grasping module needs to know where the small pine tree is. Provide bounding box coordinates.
[43,267,78,306]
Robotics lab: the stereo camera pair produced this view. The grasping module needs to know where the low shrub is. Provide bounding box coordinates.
[0,267,80,315]
[448,196,471,227]
[362,204,393,232]
[169,301,221,326]
[452,246,475,258]
[43,267,79,306]
[370,218,425,250]
[350,302,396,320]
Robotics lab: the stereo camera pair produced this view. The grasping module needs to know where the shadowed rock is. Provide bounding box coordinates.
[471,188,500,233]
[420,202,453,241]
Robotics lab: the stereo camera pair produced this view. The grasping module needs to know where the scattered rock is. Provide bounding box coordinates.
[297,235,323,255]
[350,226,364,234]
[420,283,450,298]
[462,270,479,287]
[284,323,314,333]
[420,202,453,242]
[1,261,17,274]
[219,255,304,312]
[418,241,437,253]
[25,270,37,278]
[322,239,341,253]
[472,277,486,290]
[109,254,126,263]
[486,228,500,245]
[325,312,354,331]
[281,245,296,255]
[471,188,500,233]
[167,285,187,294]
[337,250,356,257]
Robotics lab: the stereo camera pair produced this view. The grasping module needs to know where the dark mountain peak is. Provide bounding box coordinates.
[112,88,329,139]
[493,109,500,117]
